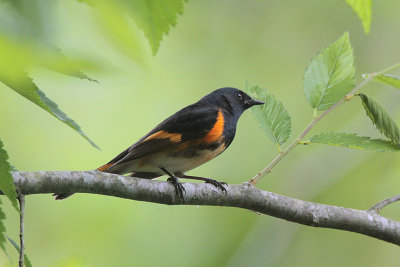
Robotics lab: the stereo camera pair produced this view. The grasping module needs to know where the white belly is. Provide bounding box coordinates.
[114,145,226,175]
[153,148,224,173]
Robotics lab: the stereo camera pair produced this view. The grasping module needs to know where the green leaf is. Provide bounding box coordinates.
[310,132,400,152]
[24,254,33,267]
[77,0,187,56]
[0,200,6,253]
[39,46,98,83]
[7,236,33,267]
[345,0,372,34]
[374,74,400,89]
[94,1,149,63]
[358,93,400,144]
[120,0,188,55]
[0,73,99,149]
[0,37,99,149]
[245,82,291,145]
[0,140,19,212]
[304,32,355,111]
[363,73,400,89]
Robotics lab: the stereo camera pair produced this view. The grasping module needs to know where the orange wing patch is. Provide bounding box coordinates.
[203,110,224,143]
[97,162,114,172]
[143,130,182,143]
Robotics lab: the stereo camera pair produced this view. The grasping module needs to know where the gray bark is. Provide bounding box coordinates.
[11,171,400,246]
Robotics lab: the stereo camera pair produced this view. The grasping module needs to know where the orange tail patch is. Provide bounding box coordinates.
[97,162,114,172]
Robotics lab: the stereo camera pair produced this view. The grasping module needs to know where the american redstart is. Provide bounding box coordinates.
[54,87,264,200]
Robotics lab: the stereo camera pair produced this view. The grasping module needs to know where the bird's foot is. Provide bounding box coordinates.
[204,178,227,192]
[167,177,186,200]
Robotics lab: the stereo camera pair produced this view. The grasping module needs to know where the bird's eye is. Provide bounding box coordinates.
[235,92,243,100]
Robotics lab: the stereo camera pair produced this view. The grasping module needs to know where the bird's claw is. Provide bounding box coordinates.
[167,177,186,200]
[204,178,227,192]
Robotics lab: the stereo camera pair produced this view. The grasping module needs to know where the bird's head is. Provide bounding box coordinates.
[200,87,264,117]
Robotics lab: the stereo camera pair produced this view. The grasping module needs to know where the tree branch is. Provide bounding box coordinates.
[11,171,400,246]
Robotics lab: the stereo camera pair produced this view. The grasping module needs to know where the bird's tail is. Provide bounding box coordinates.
[53,163,114,200]
[52,193,73,200]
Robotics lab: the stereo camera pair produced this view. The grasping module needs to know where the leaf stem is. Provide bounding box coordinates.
[250,113,324,185]
[249,62,400,185]
[17,195,25,267]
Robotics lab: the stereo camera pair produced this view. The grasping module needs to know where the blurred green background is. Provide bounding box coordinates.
[1,0,400,266]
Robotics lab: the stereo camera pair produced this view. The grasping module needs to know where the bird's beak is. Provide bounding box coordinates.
[245,98,265,107]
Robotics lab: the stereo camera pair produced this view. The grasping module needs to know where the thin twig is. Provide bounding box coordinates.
[369,194,400,214]
[249,62,400,185]
[249,100,343,185]
[17,194,25,267]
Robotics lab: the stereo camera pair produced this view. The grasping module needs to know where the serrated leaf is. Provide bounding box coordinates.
[77,0,187,56]
[7,236,33,267]
[0,200,6,253]
[0,30,96,82]
[358,93,400,144]
[345,0,372,34]
[39,46,98,83]
[245,82,291,145]
[374,74,400,89]
[94,1,149,63]
[0,72,99,149]
[0,140,19,212]
[0,36,99,149]
[310,132,400,152]
[304,32,355,111]
[363,73,400,89]
[120,0,188,55]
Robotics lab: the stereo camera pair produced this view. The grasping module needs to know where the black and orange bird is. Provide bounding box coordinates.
[54,87,264,200]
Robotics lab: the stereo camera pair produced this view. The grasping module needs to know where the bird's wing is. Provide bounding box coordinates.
[98,106,224,171]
